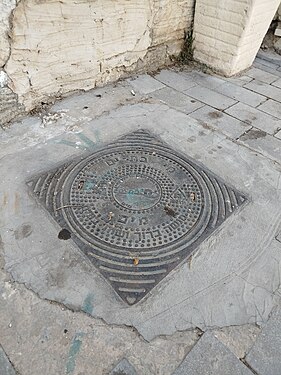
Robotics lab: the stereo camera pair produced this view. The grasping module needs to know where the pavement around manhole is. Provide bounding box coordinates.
[1,53,281,375]
[27,129,247,306]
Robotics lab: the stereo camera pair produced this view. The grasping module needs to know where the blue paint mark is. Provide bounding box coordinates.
[82,292,95,314]
[52,128,102,152]
[66,333,84,374]
[77,133,98,150]
[89,127,101,142]
[92,128,101,144]
[84,180,96,191]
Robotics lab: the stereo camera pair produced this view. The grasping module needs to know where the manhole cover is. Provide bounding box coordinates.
[28,130,247,305]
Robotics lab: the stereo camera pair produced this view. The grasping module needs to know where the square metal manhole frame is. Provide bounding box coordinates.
[27,129,248,305]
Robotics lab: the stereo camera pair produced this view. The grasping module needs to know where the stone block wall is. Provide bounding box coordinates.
[193,0,281,76]
[0,0,195,113]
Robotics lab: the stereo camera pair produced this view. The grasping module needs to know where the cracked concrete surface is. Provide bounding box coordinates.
[2,99,281,340]
[0,271,200,375]
[1,59,281,373]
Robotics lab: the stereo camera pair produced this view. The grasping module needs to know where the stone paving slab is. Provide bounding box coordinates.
[272,78,281,89]
[127,74,165,94]
[154,69,198,91]
[213,82,267,108]
[254,56,281,70]
[258,99,281,119]
[211,325,260,359]
[150,86,204,114]
[223,75,253,87]
[0,346,16,375]
[246,308,281,375]
[253,61,281,78]
[257,51,281,67]
[184,85,237,110]
[172,331,254,375]
[189,105,251,139]
[239,128,281,163]
[179,70,226,90]
[109,358,138,375]
[244,80,281,103]
[225,102,281,135]
[254,59,280,71]
[275,129,281,140]
[245,67,280,84]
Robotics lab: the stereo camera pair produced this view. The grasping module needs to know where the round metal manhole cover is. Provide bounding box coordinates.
[28,130,247,305]
[67,149,206,252]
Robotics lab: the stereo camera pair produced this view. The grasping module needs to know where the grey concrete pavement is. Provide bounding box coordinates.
[1,52,281,374]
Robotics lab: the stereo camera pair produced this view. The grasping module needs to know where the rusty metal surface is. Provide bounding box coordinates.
[28,130,247,305]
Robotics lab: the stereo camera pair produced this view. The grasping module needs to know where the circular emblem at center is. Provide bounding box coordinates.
[113,176,161,210]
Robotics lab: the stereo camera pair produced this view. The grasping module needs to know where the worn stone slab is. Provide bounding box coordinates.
[223,75,253,87]
[189,105,251,139]
[257,51,281,67]
[109,358,138,375]
[214,82,267,108]
[244,80,281,103]
[150,87,204,114]
[212,325,261,359]
[272,78,281,89]
[225,102,281,135]
[246,308,281,375]
[173,332,253,375]
[246,67,279,84]
[127,74,165,95]
[258,99,281,119]
[239,128,281,163]
[184,85,237,110]
[0,346,16,375]
[253,61,281,79]
[275,130,281,140]
[253,57,280,74]
[154,69,197,92]
[254,57,281,70]
[180,70,226,90]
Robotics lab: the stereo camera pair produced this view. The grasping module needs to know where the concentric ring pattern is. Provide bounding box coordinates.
[28,130,247,305]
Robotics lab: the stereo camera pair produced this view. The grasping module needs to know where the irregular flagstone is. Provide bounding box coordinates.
[109,358,138,375]
[246,308,281,375]
[172,331,253,375]
[0,346,16,375]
